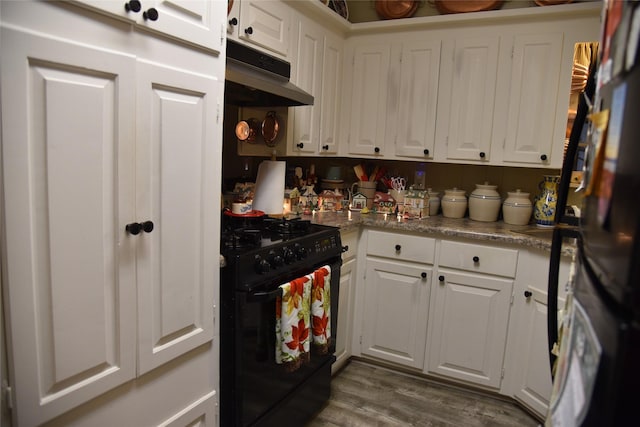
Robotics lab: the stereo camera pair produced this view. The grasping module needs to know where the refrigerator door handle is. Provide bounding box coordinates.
[547,226,581,375]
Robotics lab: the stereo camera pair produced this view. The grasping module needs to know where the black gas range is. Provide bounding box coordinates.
[220,215,342,427]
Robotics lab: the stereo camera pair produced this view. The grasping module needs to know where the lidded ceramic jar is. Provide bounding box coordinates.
[469,182,501,222]
[441,188,467,219]
[427,188,440,216]
[502,189,533,226]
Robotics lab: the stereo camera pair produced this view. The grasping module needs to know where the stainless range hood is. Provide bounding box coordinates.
[225,40,314,107]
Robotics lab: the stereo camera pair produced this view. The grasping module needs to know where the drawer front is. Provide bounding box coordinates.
[366,230,436,264]
[439,240,518,278]
[341,230,358,261]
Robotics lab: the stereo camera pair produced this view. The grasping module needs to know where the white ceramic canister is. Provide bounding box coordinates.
[427,188,440,216]
[441,188,467,219]
[469,182,501,222]
[502,189,533,226]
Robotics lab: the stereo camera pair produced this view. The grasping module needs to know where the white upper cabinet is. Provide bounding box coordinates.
[75,0,224,52]
[501,33,564,166]
[439,35,499,163]
[392,39,441,160]
[290,15,343,155]
[318,30,343,155]
[227,0,292,58]
[346,42,391,157]
[344,36,441,160]
[290,15,323,154]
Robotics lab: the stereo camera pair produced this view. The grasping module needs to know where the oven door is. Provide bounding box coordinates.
[234,259,341,427]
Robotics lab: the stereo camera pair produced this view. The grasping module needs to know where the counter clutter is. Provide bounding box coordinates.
[297,210,575,256]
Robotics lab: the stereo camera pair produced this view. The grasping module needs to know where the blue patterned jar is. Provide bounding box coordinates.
[533,175,560,227]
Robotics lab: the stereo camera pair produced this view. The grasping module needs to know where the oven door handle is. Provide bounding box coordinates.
[247,287,282,303]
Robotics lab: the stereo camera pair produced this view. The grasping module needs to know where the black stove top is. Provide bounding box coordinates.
[221,216,342,292]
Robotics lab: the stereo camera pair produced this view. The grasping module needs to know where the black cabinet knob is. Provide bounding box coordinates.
[479,151,486,158]
[296,143,304,149]
[524,290,533,298]
[424,149,429,156]
[540,154,548,161]
[126,222,142,235]
[322,145,329,151]
[229,17,238,26]
[141,220,154,233]
[342,245,349,252]
[374,147,380,153]
[473,256,480,263]
[438,275,445,282]
[126,221,154,235]
[395,244,401,251]
[245,26,253,35]
[143,7,159,21]
[124,0,141,12]
[421,272,427,279]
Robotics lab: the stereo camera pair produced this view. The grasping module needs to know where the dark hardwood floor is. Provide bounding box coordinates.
[307,360,541,427]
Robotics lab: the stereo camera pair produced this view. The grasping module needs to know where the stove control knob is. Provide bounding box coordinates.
[294,244,307,260]
[283,248,296,264]
[254,255,270,274]
[268,250,284,268]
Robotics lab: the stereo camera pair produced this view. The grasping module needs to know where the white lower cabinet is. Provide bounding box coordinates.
[426,240,517,389]
[426,269,513,389]
[334,257,355,372]
[504,249,571,419]
[361,258,432,369]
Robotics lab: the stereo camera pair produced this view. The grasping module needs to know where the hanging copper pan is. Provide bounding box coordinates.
[261,111,280,147]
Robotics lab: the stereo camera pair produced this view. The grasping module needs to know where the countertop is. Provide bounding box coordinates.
[299,211,576,256]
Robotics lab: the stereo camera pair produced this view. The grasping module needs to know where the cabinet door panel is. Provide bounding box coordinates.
[395,40,440,158]
[334,258,355,372]
[239,0,290,56]
[75,0,223,53]
[136,60,219,374]
[362,259,431,369]
[291,18,322,154]
[446,36,499,161]
[348,43,390,156]
[428,270,512,389]
[319,32,342,155]
[503,33,563,165]
[0,28,137,425]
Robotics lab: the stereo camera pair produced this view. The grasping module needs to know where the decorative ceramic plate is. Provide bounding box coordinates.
[375,0,419,20]
[330,0,349,20]
[223,210,265,218]
[434,0,504,14]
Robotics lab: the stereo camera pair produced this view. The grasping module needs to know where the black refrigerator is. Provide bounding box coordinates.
[546,1,640,425]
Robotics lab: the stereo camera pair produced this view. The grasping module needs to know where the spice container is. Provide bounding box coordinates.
[441,188,467,218]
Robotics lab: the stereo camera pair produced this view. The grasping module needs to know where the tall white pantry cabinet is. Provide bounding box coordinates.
[0,1,225,426]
